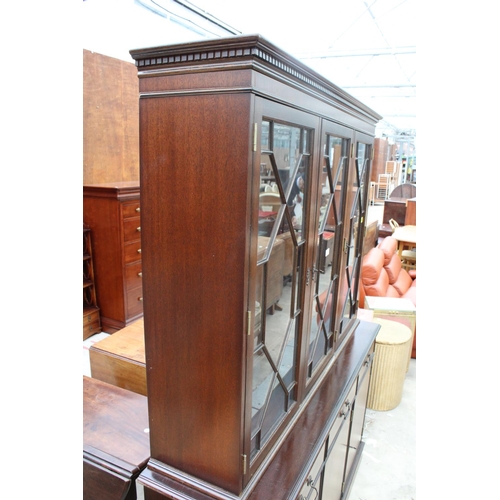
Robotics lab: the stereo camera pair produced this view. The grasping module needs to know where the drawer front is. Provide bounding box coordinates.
[126,286,144,317]
[122,201,141,219]
[123,217,142,243]
[124,241,142,264]
[83,308,100,324]
[83,320,101,338]
[125,261,143,291]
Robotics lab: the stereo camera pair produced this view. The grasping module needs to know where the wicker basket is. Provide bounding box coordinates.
[367,318,412,411]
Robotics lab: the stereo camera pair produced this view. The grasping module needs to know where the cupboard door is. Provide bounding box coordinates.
[334,135,373,349]
[343,349,374,489]
[249,99,319,466]
[305,123,352,384]
[321,382,356,500]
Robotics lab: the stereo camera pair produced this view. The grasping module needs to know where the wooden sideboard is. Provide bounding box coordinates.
[83,182,143,333]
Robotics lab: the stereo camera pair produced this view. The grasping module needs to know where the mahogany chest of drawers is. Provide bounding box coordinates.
[83,182,143,333]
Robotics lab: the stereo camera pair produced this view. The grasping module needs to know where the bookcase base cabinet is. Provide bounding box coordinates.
[129,35,382,500]
[138,321,377,500]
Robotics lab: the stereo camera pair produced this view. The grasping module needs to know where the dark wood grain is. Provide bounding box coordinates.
[83,376,150,500]
[83,50,139,184]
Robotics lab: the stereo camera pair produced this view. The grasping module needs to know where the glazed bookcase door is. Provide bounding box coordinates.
[248,98,319,470]
[304,122,352,386]
[350,136,373,311]
[331,136,371,351]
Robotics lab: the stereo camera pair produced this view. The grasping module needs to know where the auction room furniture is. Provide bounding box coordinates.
[130,34,382,500]
[392,225,416,258]
[384,160,401,185]
[359,236,416,309]
[376,173,391,201]
[83,182,143,332]
[364,296,416,366]
[389,183,416,200]
[366,318,412,411]
[359,237,416,358]
[90,319,146,396]
[83,376,150,500]
[83,224,101,340]
[405,197,416,225]
[377,184,416,239]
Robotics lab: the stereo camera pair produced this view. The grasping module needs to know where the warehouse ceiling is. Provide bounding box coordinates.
[190,0,416,136]
[83,0,416,141]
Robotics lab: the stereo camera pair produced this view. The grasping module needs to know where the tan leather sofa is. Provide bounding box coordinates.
[359,236,416,357]
[359,236,416,308]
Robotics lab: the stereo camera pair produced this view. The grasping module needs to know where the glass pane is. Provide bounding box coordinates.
[306,133,348,378]
[251,119,311,458]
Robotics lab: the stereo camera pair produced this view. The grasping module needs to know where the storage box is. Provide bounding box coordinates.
[364,296,416,368]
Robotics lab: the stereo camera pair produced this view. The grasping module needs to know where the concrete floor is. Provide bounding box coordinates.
[349,359,416,500]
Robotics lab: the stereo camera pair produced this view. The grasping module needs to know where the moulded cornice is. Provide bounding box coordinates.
[129,34,383,126]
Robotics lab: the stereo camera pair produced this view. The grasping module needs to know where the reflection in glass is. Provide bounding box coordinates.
[251,119,311,460]
[339,142,370,331]
[306,133,349,378]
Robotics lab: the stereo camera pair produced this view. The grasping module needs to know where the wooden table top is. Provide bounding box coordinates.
[83,375,150,468]
[90,318,145,364]
[392,225,416,244]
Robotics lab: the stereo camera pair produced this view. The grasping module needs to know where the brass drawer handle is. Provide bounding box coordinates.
[138,297,143,301]
[137,249,142,254]
[138,272,142,277]
[136,207,140,212]
[137,227,141,232]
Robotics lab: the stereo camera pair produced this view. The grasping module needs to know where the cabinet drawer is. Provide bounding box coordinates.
[123,217,142,243]
[126,286,144,317]
[125,261,143,291]
[83,320,101,338]
[83,308,100,325]
[124,241,142,264]
[122,201,141,219]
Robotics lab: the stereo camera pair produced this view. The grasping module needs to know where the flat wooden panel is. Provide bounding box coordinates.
[89,320,147,396]
[371,137,388,183]
[405,198,416,225]
[140,92,252,494]
[382,199,406,225]
[83,50,139,184]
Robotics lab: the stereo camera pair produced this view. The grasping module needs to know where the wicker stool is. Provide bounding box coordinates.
[367,318,412,411]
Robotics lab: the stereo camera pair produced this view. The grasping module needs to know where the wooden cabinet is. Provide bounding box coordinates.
[129,34,381,499]
[83,224,101,339]
[83,182,143,333]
